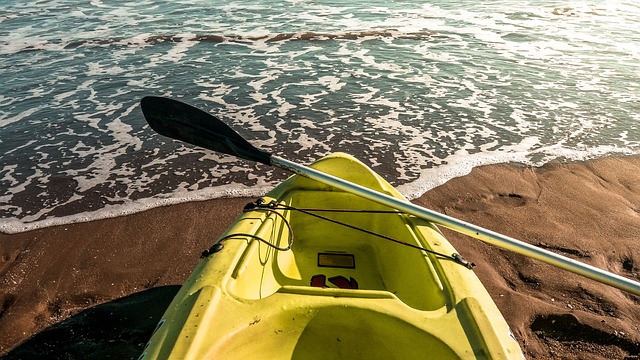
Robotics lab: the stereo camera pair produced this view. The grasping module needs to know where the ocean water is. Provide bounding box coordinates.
[2,0,639,233]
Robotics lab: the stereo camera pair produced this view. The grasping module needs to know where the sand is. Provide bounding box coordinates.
[1,156,639,359]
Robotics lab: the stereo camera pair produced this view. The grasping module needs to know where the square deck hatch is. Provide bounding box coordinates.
[317,252,355,269]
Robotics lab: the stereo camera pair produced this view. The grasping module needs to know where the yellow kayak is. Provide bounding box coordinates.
[139,153,523,360]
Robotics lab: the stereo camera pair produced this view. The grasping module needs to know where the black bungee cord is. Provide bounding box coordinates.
[202,198,475,269]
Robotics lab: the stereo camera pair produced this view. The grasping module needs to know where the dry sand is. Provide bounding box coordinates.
[1,156,639,359]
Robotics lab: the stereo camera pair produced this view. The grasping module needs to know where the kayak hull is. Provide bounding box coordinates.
[140,153,523,359]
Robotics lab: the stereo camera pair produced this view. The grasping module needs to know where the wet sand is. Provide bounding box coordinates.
[1,156,639,359]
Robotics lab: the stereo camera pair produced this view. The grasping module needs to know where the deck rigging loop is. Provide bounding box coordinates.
[201,202,294,257]
[202,198,476,269]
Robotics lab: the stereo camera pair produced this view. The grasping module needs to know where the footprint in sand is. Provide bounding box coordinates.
[448,192,528,214]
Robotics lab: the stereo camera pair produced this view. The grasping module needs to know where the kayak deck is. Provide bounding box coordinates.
[141,153,523,360]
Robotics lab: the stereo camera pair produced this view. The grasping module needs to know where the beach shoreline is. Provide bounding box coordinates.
[1,155,639,359]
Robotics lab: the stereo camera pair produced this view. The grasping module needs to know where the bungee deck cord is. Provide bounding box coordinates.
[202,198,475,269]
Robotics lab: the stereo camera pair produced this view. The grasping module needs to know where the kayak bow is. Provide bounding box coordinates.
[140,153,524,359]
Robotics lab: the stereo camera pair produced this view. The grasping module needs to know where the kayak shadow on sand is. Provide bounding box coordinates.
[2,286,179,360]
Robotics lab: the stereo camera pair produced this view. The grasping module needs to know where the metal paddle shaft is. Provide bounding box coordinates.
[140,96,640,296]
[271,158,640,297]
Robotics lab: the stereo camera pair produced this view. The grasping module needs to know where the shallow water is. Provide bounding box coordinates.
[1,0,639,233]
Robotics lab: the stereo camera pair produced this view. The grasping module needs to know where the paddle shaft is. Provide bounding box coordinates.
[273,155,640,296]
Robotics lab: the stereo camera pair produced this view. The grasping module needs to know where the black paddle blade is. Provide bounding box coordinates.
[140,96,271,165]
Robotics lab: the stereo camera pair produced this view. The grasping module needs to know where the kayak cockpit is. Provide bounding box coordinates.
[225,190,451,312]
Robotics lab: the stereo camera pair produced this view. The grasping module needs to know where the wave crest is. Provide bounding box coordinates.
[16,30,436,53]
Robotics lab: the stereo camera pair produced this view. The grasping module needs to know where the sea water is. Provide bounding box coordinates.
[1,0,639,233]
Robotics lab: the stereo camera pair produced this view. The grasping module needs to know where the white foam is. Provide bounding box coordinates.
[0,106,42,128]
[0,175,276,235]
[1,164,20,190]
[162,33,197,63]
[1,166,45,215]
[90,0,106,7]
[398,138,639,200]
[0,13,18,23]
[318,76,345,92]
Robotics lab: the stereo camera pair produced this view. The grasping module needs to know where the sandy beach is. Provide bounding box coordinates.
[1,156,639,359]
